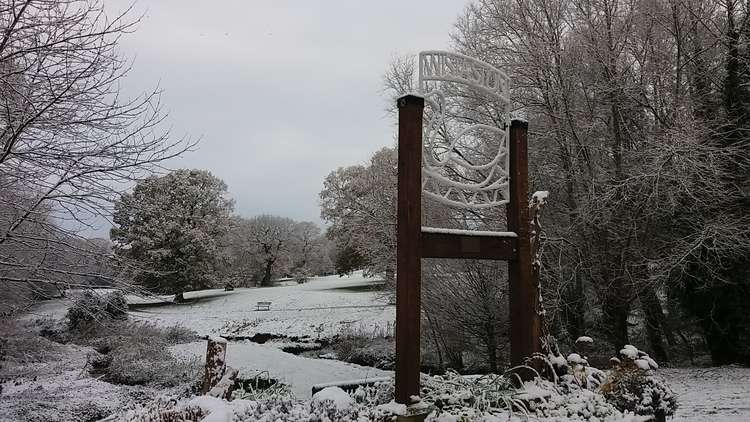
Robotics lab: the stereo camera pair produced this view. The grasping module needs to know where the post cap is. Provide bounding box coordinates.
[397,94,425,108]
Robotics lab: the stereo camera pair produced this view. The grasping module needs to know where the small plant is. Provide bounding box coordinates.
[231,371,293,401]
[600,344,677,418]
[67,290,128,330]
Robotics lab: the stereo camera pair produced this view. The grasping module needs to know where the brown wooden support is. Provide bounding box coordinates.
[395,95,424,405]
[420,230,518,261]
[507,119,542,370]
[394,99,541,400]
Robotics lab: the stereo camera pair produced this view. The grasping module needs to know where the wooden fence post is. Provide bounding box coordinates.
[395,94,424,405]
[507,119,541,372]
[202,336,228,394]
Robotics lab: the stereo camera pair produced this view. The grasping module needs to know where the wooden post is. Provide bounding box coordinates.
[507,119,541,371]
[202,336,228,394]
[395,94,424,405]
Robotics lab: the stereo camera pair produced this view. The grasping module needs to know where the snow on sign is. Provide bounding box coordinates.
[418,51,512,210]
[418,51,510,101]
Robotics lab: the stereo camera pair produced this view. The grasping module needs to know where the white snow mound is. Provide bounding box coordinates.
[312,386,354,409]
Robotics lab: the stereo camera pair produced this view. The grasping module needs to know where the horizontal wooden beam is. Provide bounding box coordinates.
[420,231,518,261]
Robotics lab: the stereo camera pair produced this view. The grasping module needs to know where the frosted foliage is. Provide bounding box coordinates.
[418,51,512,210]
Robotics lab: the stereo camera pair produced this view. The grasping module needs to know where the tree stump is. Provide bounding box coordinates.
[202,336,228,394]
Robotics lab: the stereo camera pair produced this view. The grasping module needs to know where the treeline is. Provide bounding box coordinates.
[323,0,750,369]
[110,169,333,299]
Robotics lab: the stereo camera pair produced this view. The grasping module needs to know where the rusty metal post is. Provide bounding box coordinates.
[507,119,541,371]
[395,94,424,405]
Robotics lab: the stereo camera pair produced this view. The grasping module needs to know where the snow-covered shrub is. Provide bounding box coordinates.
[121,393,403,422]
[333,326,395,369]
[541,337,605,392]
[421,370,519,413]
[163,324,200,344]
[559,352,606,391]
[118,397,206,422]
[231,372,293,401]
[67,290,128,329]
[292,268,311,284]
[64,320,201,387]
[600,345,677,418]
[97,337,201,386]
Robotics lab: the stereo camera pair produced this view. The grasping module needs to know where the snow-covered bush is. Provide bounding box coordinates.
[95,337,201,386]
[333,325,395,369]
[67,290,128,329]
[121,393,400,422]
[601,345,677,418]
[420,370,518,413]
[292,268,311,284]
[118,365,676,422]
[163,325,200,345]
[231,372,293,401]
[56,319,202,387]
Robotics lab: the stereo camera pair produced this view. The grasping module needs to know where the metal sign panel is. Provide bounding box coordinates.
[418,51,512,210]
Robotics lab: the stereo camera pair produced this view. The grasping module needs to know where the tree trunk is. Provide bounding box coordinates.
[564,276,586,342]
[424,308,444,372]
[485,326,498,373]
[260,260,274,287]
[640,288,670,363]
[602,300,630,353]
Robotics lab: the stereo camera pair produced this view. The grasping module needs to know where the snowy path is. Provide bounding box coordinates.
[172,340,391,398]
[661,367,750,421]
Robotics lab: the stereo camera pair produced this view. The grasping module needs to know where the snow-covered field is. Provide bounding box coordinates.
[133,273,394,339]
[661,367,750,421]
[16,272,750,421]
[27,271,395,340]
[22,272,395,399]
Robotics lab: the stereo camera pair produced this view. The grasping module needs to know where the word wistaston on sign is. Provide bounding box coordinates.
[418,50,510,102]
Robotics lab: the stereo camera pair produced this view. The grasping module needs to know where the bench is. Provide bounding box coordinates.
[255,301,271,311]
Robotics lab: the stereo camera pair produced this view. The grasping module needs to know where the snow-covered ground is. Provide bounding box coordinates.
[661,366,750,421]
[26,271,395,340]
[22,272,395,400]
[132,273,393,339]
[17,272,750,420]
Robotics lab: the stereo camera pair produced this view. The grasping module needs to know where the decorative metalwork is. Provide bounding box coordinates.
[418,51,512,210]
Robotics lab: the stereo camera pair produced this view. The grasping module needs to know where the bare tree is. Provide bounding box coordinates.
[452,0,750,363]
[242,215,296,287]
[0,0,192,310]
[320,147,398,280]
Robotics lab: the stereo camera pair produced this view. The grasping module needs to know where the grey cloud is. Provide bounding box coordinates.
[98,0,469,235]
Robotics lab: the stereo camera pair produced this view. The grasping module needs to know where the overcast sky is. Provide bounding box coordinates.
[100,1,469,234]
